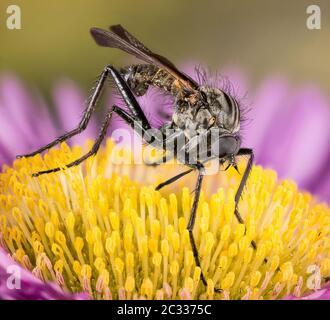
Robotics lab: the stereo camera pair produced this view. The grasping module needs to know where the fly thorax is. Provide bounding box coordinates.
[199,86,240,134]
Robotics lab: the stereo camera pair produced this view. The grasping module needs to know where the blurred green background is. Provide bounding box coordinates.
[0,0,329,95]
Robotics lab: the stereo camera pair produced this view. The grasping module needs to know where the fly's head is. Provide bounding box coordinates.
[196,86,242,164]
[173,86,242,167]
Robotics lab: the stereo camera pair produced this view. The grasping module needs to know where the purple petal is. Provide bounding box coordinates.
[0,74,58,163]
[243,76,290,163]
[0,248,88,300]
[260,86,330,185]
[284,282,330,300]
[0,75,37,162]
[285,87,330,187]
[0,74,38,146]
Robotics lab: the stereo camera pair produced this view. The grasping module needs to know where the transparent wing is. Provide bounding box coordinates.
[90,24,198,91]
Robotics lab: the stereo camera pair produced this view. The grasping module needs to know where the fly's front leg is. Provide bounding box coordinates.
[234,148,257,249]
[187,165,206,283]
[186,163,222,292]
[155,168,194,190]
[17,66,110,158]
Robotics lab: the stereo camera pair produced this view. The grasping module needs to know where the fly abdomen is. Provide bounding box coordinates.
[120,64,178,97]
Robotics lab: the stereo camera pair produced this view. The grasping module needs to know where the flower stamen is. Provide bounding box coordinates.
[0,139,330,299]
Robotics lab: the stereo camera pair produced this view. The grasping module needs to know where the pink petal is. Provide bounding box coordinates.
[0,247,89,300]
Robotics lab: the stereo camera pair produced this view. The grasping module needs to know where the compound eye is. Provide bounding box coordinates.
[211,135,241,158]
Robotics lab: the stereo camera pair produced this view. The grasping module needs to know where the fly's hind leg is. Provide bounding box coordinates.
[18,65,152,160]
[17,66,110,159]
[32,107,114,176]
[32,105,155,176]
[27,65,161,176]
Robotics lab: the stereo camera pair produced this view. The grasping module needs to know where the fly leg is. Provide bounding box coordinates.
[32,107,114,176]
[31,66,167,176]
[186,163,222,292]
[32,106,157,176]
[18,65,152,159]
[17,66,110,158]
[234,148,257,249]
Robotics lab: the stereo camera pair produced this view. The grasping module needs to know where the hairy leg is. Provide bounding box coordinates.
[32,105,158,176]
[17,66,110,158]
[18,65,152,159]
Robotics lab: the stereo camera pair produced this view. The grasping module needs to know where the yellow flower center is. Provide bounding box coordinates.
[0,139,329,300]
